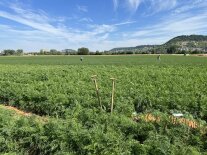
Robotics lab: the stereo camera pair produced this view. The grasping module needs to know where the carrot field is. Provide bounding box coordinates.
[0,55,207,154]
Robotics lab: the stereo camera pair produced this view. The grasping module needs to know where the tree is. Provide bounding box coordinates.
[167,45,177,54]
[191,50,200,54]
[77,47,89,55]
[2,49,16,55]
[40,49,45,55]
[16,49,24,55]
[50,49,57,55]
[95,50,101,55]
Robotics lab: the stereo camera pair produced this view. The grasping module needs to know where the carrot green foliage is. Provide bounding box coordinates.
[0,55,207,154]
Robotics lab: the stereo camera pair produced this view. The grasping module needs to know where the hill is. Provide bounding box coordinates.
[110,35,207,54]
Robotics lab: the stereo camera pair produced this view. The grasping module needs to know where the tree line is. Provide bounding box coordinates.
[1,49,24,56]
[0,48,100,56]
[1,46,206,56]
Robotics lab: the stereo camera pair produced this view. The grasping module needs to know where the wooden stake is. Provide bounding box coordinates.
[110,78,115,114]
[91,75,102,110]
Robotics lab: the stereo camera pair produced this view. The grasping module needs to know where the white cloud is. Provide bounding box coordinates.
[120,12,207,46]
[113,0,142,13]
[113,21,136,26]
[148,0,177,14]
[173,0,207,14]
[79,17,93,23]
[10,3,49,22]
[126,0,142,12]
[113,0,119,10]
[88,24,116,35]
[113,0,178,14]
[0,10,65,36]
[0,4,132,51]
[77,5,88,12]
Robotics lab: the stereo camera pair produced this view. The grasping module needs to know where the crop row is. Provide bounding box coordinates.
[0,65,206,119]
[0,63,207,154]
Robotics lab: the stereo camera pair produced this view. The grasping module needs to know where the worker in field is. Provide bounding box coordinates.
[157,54,161,61]
[80,56,83,62]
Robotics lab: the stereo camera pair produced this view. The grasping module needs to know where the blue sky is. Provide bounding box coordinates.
[0,0,207,51]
